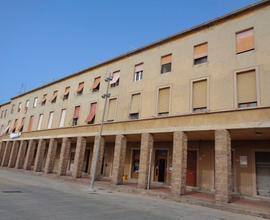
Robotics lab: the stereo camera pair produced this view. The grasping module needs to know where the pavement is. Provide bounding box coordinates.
[0,169,265,220]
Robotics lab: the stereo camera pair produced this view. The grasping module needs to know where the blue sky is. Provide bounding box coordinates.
[0,0,258,104]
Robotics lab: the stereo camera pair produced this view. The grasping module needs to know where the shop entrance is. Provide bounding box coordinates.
[154,149,168,182]
[187,150,197,187]
[256,152,270,197]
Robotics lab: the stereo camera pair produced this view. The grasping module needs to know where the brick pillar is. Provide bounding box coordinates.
[72,137,86,178]
[171,131,187,195]
[215,129,232,203]
[0,142,7,165]
[2,142,12,167]
[8,141,19,168]
[24,139,36,170]
[44,138,58,174]
[112,135,127,185]
[138,133,153,189]
[90,135,105,181]
[57,137,71,176]
[33,139,46,172]
[15,140,28,169]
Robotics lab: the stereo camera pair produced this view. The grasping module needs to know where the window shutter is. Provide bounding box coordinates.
[237,70,257,104]
[236,28,254,53]
[92,77,101,90]
[158,87,170,113]
[85,103,97,123]
[59,109,66,127]
[194,43,208,59]
[193,80,207,109]
[110,71,120,85]
[135,63,143,72]
[37,114,43,130]
[28,116,34,131]
[161,54,172,65]
[73,106,80,119]
[47,112,54,129]
[130,93,141,114]
[107,98,117,120]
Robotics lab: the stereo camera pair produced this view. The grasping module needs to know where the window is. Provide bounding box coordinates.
[161,54,172,74]
[59,109,66,128]
[33,97,38,108]
[237,70,257,108]
[72,106,80,126]
[18,102,22,112]
[41,94,47,106]
[85,102,97,124]
[134,63,143,81]
[0,110,3,119]
[63,87,70,100]
[194,42,208,65]
[47,111,54,129]
[28,116,34,131]
[158,87,170,116]
[25,100,30,113]
[110,71,120,87]
[192,79,208,112]
[37,114,44,130]
[11,104,15,114]
[236,28,254,54]
[51,91,58,103]
[11,119,18,133]
[107,98,117,121]
[92,77,101,92]
[129,93,141,119]
[5,121,11,134]
[77,82,84,95]
[4,109,7,118]
[18,118,25,132]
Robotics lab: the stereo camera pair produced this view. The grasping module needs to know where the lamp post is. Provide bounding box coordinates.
[89,74,112,191]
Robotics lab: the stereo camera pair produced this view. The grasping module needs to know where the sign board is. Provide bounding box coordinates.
[240,156,248,167]
[9,132,22,139]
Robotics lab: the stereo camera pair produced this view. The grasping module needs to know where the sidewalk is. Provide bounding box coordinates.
[2,167,270,219]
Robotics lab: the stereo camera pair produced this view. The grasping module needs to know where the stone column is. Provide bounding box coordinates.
[24,139,36,170]
[112,135,127,185]
[33,139,46,172]
[15,140,28,169]
[90,135,105,180]
[9,141,21,168]
[44,138,58,174]
[57,137,71,176]
[0,142,6,165]
[72,136,87,178]
[2,142,12,167]
[138,133,153,189]
[171,131,187,195]
[215,129,232,203]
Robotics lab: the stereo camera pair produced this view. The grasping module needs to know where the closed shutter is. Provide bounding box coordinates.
[59,109,66,127]
[158,87,170,113]
[73,106,80,119]
[130,93,141,114]
[107,98,117,120]
[135,63,143,72]
[193,80,207,109]
[237,70,257,104]
[236,28,254,53]
[47,112,54,129]
[37,114,43,130]
[194,43,208,59]
[28,116,34,131]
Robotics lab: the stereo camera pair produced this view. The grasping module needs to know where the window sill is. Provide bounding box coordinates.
[236,48,255,55]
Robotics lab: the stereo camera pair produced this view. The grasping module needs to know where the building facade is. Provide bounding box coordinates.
[0,1,270,203]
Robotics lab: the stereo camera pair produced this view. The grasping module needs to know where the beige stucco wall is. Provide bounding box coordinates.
[0,4,270,137]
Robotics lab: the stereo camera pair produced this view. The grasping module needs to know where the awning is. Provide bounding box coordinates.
[77,83,84,93]
[92,77,101,90]
[63,88,70,96]
[85,103,97,123]
[17,118,24,132]
[110,72,120,85]
[4,125,10,134]
[50,94,57,102]
[41,97,47,104]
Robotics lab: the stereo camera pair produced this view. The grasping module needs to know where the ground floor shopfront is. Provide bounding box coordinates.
[0,128,269,203]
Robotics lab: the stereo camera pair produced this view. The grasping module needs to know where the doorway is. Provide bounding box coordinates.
[256,152,270,197]
[187,150,197,187]
[131,149,140,179]
[154,149,168,183]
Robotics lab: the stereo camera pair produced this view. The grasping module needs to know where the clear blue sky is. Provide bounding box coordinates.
[0,0,259,104]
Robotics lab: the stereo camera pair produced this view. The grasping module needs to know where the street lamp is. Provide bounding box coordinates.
[89,74,112,191]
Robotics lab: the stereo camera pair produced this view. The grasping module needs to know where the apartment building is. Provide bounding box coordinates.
[0,1,270,203]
